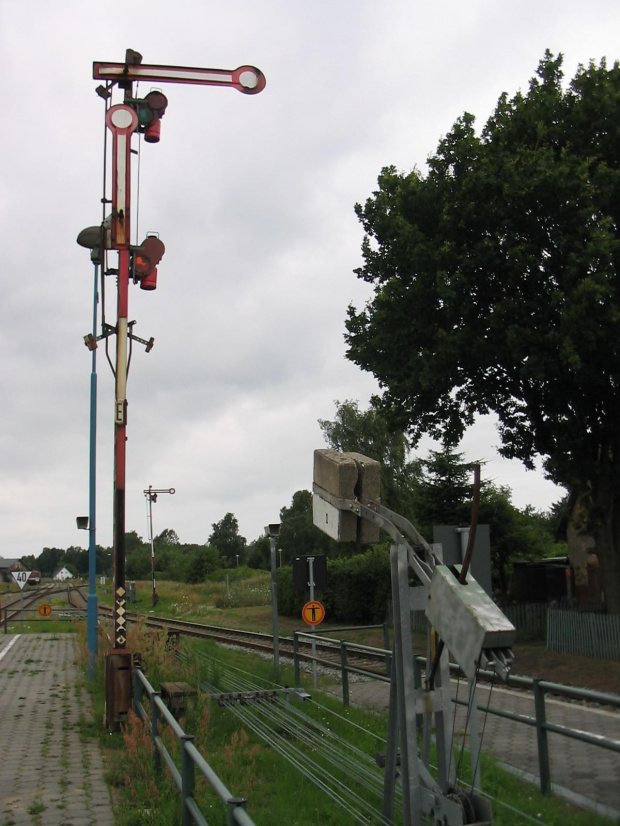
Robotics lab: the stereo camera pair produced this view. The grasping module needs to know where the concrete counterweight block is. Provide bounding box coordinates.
[313,449,381,544]
[347,452,381,544]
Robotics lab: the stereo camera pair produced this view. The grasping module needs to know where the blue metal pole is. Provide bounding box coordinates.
[87,259,99,677]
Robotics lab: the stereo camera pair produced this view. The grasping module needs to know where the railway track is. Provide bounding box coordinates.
[68,584,387,676]
[67,585,620,711]
[1,584,57,623]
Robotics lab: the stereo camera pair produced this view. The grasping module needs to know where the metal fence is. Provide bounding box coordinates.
[132,666,257,826]
[547,607,620,660]
[292,630,620,797]
[413,602,549,640]
[451,602,620,659]
[502,603,547,640]
[2,607,85,633]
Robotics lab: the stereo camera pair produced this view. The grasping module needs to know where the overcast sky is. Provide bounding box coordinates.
[1,0,618,558]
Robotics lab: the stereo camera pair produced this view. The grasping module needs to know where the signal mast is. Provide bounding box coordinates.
[78,49,265,725]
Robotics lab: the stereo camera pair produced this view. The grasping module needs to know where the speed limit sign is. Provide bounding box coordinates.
[11,570,31,590]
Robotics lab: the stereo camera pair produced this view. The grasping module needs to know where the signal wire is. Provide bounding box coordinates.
[99,82,115,378]
[469,668,496,796]
[134,80,141,245]
[181,648,394,824]
[177,646,553,825]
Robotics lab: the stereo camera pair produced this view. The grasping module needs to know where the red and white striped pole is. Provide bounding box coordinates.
[106,104,139,649]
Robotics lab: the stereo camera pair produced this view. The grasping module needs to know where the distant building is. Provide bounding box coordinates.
[53,567,74,581]
[0,558,26,583]
[511,557,572,604]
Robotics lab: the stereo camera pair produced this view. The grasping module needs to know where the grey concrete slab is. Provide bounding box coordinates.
[0,634,115,826]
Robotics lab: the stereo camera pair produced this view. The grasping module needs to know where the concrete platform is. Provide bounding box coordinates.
[0,634,115,826]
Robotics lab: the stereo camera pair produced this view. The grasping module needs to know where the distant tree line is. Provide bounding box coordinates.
[21,401,566,600]
[20,513,249,585]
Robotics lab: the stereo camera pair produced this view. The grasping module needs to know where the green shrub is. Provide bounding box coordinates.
[278,545,391,624]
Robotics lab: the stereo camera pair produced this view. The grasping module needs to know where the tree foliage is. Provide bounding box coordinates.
[278,489,333,562]
[208,513,247,566]
[414,448,474,536]
[411,447,554,598]
[185,546,221,583]
[346,53,620,610]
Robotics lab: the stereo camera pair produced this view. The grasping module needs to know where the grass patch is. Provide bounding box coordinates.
[4,620,78,635]
[26,800,45,815]
[97,571,273,620]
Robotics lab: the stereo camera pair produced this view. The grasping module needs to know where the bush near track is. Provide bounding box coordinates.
[277,544,391,624]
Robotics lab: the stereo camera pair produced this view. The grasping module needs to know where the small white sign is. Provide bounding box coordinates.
[11,570,31,590]
[312,494,351,542]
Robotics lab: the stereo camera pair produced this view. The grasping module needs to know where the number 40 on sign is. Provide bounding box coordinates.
[11,571,31,590]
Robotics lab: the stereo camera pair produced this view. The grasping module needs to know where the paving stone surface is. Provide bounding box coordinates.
[0,634,115,826]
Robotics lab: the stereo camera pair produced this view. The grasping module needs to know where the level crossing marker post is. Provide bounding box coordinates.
[265,524,281,680]
[11,571,31,634]
[89,49,265,725]
[308,556,318,689]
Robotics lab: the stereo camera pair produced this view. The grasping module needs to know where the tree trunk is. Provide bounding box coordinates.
[591,475,620,615]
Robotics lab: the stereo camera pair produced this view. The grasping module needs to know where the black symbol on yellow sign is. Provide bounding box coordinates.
[302,600,325,627]
[38,603,52,618]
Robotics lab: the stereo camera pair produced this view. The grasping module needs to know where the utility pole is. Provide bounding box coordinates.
[144,486,175,607]
[87,49,265,726]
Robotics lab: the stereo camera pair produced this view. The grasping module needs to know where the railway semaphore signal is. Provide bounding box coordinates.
[78,48,265,726]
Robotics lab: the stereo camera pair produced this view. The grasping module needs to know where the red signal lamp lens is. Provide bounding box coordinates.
[133,253,151,275]
[132,236,165,285]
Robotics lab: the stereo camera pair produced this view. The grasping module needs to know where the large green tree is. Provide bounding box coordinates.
[346,53,620,610]
[208,513,247,567]
[414,447,474,536]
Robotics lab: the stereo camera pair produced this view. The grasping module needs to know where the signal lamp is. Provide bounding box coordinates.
[134,91,168,143]
[131,235,165,291]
